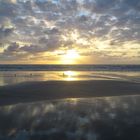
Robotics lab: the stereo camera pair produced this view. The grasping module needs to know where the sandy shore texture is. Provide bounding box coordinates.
[0,80,140,106]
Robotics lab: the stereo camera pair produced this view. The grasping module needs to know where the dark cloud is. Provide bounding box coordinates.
[44,27,60,35]
[83,0,117,13]
[35,0,58,12]
[4,42,19,54]
[0,1,17,17]
[78,15,89,22]
[38,35,62,51]
[124,0,140,11]
[0,26,14,39]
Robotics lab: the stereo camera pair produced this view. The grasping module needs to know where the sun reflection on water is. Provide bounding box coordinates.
[62,71,78,81]
[66,98,79,105]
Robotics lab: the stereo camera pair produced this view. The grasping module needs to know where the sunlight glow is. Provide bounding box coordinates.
[67,98,78,105]
[0,48,4,53]
[65,50,79,59]
[60,49,80,64]
[63,71,76,77]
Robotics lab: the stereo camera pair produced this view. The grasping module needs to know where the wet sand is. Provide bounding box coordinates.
[0,80,140,106]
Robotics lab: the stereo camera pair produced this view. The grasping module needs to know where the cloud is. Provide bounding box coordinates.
[124,0,140,11]
[3,42,20,54]
[0,0,17,4]
[0,26,14,39]
[44,27,60,35]
[0,1,17,17]
[83,0,117,13]
[0,0,139,63]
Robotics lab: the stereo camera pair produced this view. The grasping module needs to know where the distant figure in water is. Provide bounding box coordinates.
[63,72,65,77]
[30,73,32,77]
[14,74,16,77]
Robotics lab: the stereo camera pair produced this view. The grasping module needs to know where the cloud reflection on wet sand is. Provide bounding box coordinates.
[0,95,140,140]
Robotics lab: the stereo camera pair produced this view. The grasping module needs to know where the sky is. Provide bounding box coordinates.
[0,0,140,64]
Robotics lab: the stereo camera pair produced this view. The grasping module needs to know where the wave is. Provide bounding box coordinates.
[0,65,140,71]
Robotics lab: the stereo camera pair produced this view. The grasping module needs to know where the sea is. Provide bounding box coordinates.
[0,64,140,86]
[0,64,140,71]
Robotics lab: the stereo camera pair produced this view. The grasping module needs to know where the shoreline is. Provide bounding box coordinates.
[0,80,140,106]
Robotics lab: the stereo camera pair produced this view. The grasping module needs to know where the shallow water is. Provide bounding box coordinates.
[0,71,140,86]
[0,95,140,140]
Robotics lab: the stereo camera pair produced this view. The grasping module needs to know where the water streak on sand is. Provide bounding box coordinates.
[0,71,140,86]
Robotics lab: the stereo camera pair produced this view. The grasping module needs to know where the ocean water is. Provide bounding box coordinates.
[0,64,140,71]
[0,65,140,86]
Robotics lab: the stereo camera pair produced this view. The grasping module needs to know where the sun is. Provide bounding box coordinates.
[60,49,80,64]
[65,50,79,59]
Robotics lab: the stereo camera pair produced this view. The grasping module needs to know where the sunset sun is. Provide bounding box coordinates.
[60,50,80,64]
[65,50,79,59]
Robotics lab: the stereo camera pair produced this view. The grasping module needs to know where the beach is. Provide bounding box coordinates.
[0,80,140,106]
[0,68,140,140]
